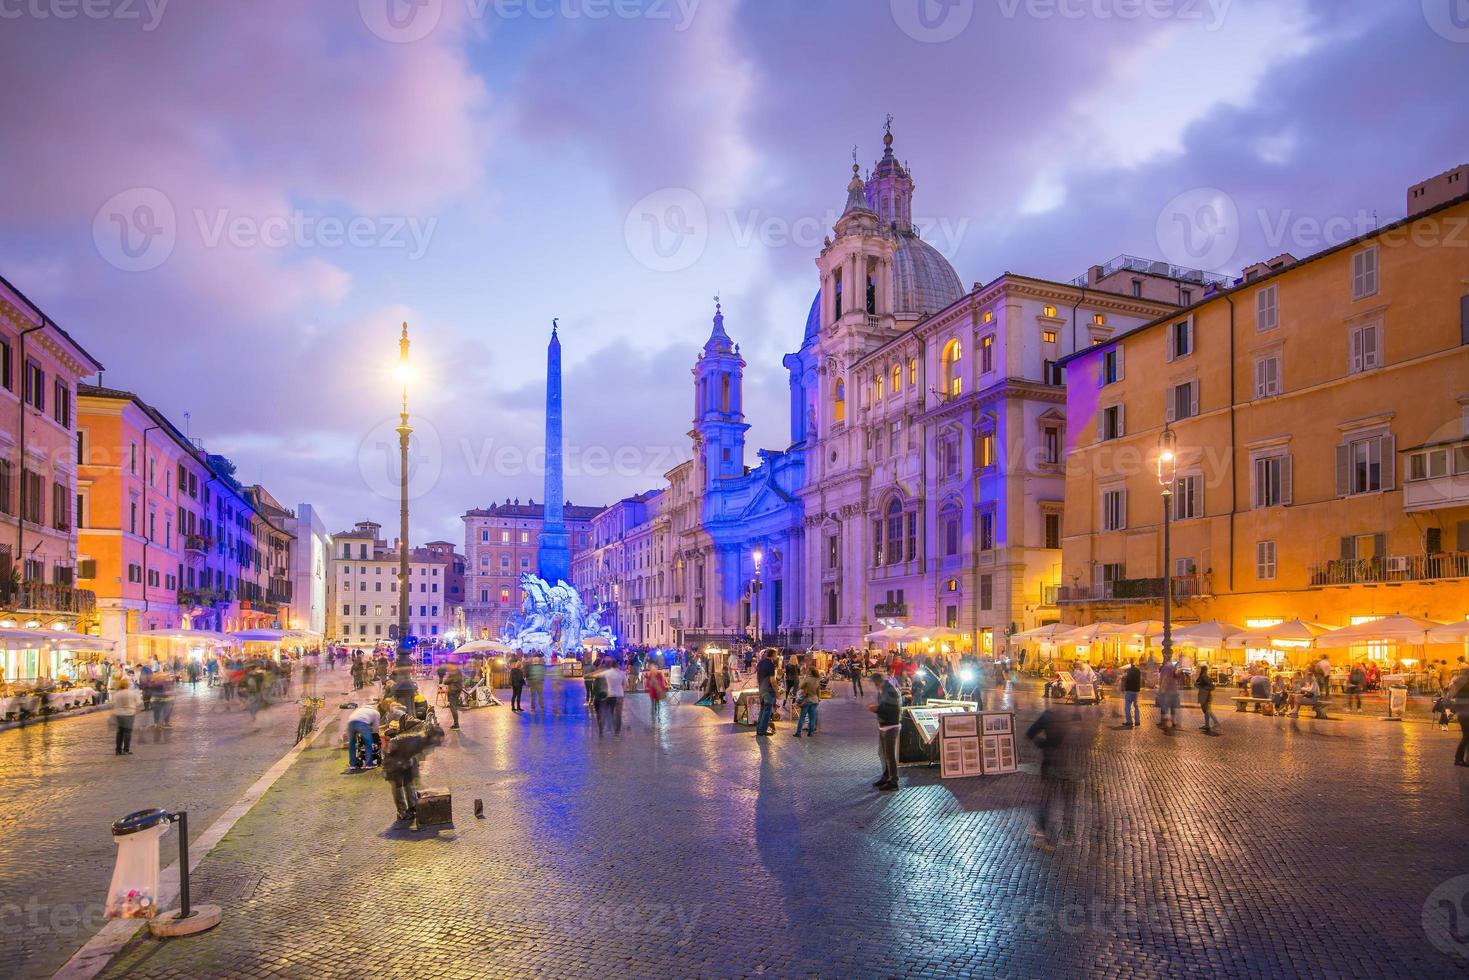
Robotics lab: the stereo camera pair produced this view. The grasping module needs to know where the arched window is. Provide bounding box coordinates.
[891,364,901,394]
[886,498,904,566]
[875,372,884,399]
[834,379,846,422]
[942,339,963,397]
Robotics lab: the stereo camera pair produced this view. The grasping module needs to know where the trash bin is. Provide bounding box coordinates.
[107,808,170,919]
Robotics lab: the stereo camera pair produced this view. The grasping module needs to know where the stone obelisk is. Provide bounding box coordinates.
[536,320,571,584]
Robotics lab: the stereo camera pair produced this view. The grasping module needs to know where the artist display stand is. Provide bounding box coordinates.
[940,711,1019,778]
[731,688,763,726]
[898,700,976,765]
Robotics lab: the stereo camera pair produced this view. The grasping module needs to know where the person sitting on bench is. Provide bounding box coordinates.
[1248,672,1270,701]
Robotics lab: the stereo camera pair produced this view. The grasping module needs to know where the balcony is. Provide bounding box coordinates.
[873,601,909,618]
[184,534,211,555]
[179,588,231,608]
[0,583,97,616]
[1308,552,1469,587]
[1402,472,1469,513]
[1058,575,1206,604]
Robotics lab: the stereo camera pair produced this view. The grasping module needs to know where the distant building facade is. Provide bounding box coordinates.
[461,500,599,639]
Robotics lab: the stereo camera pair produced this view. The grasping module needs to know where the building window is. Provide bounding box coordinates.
[1253,454,1292,508]
[942,507,960,556]
[885,499,903,566]
[1101,488,1126,531]
[875,373,884,399]
[1042,426,1061,465]
[1254,354,1281,398]
[826,535,839,569]
[979,574,993,610]
[1167,317,1193,360]
[0,338,10,391]
[1256,540,1277,581]
[977,431,995,470]
[980,334,994,374]
[1101,348,1123,385]
[53,380,71,428]
[891,364,901,393]
[942,339,962,397]
[1172,475,1202,520]
[833,379,846,422]
[1042,329,1057,344]
[1167,379,1198,421]
[1092,313,1105,326]
[826,589,838,625]
[1255,283,1279,332]
[1407,447,1454,481]
[1042,304,1057,318]
[945,605,959,629]
[1351,245,1378,300]
[908,358,917,386]
[1100,405,1124,441]
[1349,323,1381,373]
[1044,512,1061,550]
[1338,433,1393,496]
[938,433,960,478]
[978,511,994,551]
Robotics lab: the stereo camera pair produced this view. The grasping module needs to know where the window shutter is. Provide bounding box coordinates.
[1190,380,1200,418]
[1196,477,1204,519]
[1461,294,1469,346]
[1254,359,1266,399]
[1335,444,1349,496]
[1380,433,1395,490]
[1281,455,1293,505]
[1458,520,1469,553]
[1119,488,1128,530]
[1165,387,1176,423]
[1373,532,1387,559]
[1116,404,1125,438]
[1165,326,1175,362]
[1340,536,1354,560]
[1350,329,1363,373]
[1115,346,1124,381]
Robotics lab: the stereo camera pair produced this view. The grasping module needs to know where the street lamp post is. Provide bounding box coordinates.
[392,322,417,710]
[751,548,763,650]
[1157,426,1178,667]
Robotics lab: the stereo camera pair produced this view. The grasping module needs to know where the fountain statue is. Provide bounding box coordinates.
[500,571,615,656]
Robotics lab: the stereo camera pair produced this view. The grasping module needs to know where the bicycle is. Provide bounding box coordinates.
[295,697,325,744]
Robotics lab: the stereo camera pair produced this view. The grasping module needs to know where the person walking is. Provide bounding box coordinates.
[1196,664,1221,734]
[646,663,668,722]
[1156,657,1179,732]
[443,662,464,730]
[509,658,526,713]
[755,649,777,737]
[595,659,625,737]
[1445,668,1469,768]
[526,654,548,716]
[1120,661,1142,727]
[868,668,903,791]
[793,666,821,737]
[111,677,143,755]
[1025,700,1081,852]
[849,656,865,698]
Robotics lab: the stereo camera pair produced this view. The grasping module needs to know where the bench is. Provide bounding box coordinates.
[1291,699,1331,720]
[1232,696,1275,715]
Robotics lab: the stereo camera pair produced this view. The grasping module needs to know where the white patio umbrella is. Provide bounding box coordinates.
[1315,615,1446,649]
[456,638,515,654]
[229,628,291,643]
[1064,622,1123,645]
[1114,620,1168,645]
[1225,619,1336,648]
[1170,620,1247,648]
[1011,623,1080,643]
[580,635,613,649]
[1426,620,1469,644]
[137,628,234,646]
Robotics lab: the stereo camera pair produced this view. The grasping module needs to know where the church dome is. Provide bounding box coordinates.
[802,290,820,346]
[892,232,963,316]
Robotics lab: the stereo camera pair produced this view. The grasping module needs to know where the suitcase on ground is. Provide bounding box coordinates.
[415,788,453,829]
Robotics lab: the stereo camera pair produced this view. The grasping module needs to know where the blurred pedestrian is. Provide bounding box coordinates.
[1445,668,1469,767]
[849,656,865,698]
[527,654,548,716]
[443,662,464,730]
[1156,657,1179,732]
[755,649,777,737]
[347,703,381,770]
[793,665,821,737]
[595,659,625,737]
[383,724,444,821]
[111,677,142,755]
[1025,701,1083,851]
[1196,664,1221,734]
[868,668,902,791]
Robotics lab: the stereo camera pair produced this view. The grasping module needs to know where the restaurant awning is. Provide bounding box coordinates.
[136,629,235,646]
[456,638,515,654]
[1064,622,1123,645]
[1010,623,1080,644]
[0,628,115,650]
[1426,620,1469,644]
[1314,615,1447,649]
[1114,620,1168,645]
[1225,619,1336,649]
[228,628,291,643]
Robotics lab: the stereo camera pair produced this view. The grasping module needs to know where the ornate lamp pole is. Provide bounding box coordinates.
[392,322,417,709]
[1156,426,1177,666]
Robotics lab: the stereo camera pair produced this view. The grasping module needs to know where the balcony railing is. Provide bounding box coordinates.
[1308,552,1469,587]
[0,583,97,615]
[179,588,232,608]
[1058,575,1206,604]
[873,602,909,618]
[184,534,211,553]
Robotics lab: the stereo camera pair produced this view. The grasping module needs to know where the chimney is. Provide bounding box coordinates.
[1407,164,1469,217]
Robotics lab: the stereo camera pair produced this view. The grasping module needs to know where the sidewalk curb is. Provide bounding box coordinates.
[52,711,338,980]
[0,702,110,732]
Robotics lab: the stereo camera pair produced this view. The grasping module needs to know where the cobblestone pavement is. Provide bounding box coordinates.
[40,675,1469,978]
[0,679,314,977]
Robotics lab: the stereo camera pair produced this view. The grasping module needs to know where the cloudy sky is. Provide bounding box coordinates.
[0,0,1463,543]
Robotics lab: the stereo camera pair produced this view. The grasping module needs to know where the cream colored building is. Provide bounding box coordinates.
[328,520,452,648]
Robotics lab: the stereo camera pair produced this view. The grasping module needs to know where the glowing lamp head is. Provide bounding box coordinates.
[753,548,763,568]
[393,362,414,387]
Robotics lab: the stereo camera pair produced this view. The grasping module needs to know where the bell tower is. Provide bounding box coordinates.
[691,299,749,489]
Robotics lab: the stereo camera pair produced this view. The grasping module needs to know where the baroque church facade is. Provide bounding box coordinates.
[600,125,1196,654]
